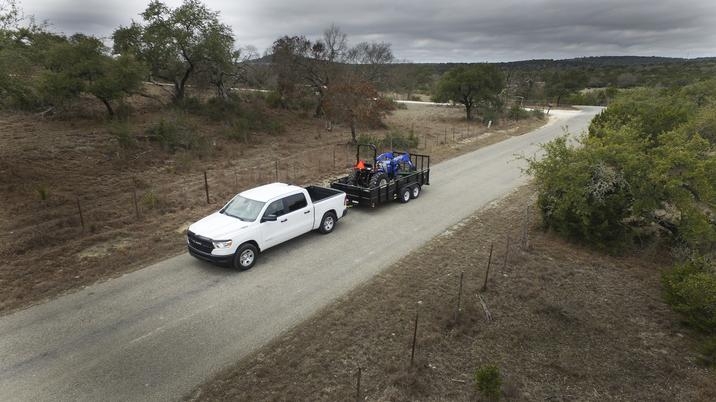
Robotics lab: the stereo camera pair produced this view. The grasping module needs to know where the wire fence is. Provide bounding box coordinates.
[2,120,498,250]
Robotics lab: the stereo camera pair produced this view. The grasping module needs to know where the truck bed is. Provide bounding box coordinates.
[305,185,344,203]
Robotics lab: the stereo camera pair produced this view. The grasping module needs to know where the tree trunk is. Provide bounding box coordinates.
[175,64,194,103]
[99,98,114,118]
[465,104,473,121]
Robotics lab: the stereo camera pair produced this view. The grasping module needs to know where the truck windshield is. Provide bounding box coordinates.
[221,196,265,222]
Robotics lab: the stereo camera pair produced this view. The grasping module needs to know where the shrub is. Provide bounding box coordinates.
[530,108,546,120]
[201,95,242,121]
[507,104,530,120]
[662,258,716,333]
[141,190,161,210]
[265,91,282,109]
[526,136,635,250]
[146,116,208,154]
[384,131,419,150]
[108,121,135,149]
[474,364,501,401]
[698,336,716,367]
[36,185,49,201]
[356,131,419,151]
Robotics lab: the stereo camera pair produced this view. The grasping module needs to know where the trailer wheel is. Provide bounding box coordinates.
[398,186,411,203]
[318,211,337,234]
[410,185,421,199]
[233,243,258,271]
[369,173,388,188]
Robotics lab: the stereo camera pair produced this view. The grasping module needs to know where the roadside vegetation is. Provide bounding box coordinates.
[526,80,716,366]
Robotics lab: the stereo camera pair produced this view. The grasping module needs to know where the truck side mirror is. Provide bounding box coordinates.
[261,214,277,222]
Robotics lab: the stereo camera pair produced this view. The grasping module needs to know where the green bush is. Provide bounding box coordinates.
[356,131,418,151]
[382,131,419,150]
[698,336,716,367]
[265,91,283,109]
[201,95,242,121]
[507,104,530,120]
[526,136,635,250]
[474,364,501,401]
[146,116,208,154]
[530,108,546,120]
[662,258,716,333]
[108,121,135,149]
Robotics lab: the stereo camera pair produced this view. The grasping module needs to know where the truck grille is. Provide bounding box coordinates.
[187,231,213,253]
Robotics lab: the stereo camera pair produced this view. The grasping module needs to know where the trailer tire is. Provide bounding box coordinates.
[233,243,258,271]
[318,211,337,234]
[398,186,411,203]
[410,184,421,199]
[369,173,388,188]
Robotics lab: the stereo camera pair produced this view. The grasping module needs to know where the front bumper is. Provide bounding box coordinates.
[188,245,233,265]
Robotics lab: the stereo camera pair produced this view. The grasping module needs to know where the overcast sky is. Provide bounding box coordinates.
[18,0,716,62]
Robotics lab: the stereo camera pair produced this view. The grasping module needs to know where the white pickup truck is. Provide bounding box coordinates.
[187,182,347,270]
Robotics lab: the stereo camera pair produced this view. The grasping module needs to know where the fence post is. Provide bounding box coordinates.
[275,160,279,182]
[333,147,336,169]
[204,171,210,204]
[76,197,85,231]
[410,301,421,366]
[133,185,140,219]
[482,242,494,292]
[521,205,530,249]
[455,271,464,322]
[503,235,511,272]
[355,367,362,402]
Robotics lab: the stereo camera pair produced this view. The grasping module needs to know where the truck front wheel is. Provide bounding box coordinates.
[233,243,258,270]
[318,211,337,234]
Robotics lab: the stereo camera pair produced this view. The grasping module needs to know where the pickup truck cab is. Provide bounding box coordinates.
[187,182,347,270]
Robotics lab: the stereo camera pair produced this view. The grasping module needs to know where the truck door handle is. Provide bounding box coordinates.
[280,218,288,223]
[303,210,310,214]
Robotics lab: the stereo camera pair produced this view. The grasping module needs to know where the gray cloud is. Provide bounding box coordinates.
[19,0,716,61]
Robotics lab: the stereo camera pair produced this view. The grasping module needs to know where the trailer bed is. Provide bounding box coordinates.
[331,152,430,207]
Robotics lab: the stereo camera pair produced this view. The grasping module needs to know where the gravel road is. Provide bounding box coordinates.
[0,107,601,401]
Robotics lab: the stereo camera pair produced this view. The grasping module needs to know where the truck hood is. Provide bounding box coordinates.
[188,211,251,240]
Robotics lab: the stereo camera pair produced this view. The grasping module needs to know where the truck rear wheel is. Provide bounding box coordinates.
[398,187,411,203]
[233,243,258,271]
[318,211,337,234]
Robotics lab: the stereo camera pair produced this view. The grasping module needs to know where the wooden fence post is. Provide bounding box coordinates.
[503,235,511,271]
[204,171,210,204]
[481,242,494,292]
[455,271,464,322]
[76,197,85,231]
[410,301,421,366]
[132,186,140,219]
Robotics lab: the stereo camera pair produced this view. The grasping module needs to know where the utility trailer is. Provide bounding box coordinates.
[330,144,430,208]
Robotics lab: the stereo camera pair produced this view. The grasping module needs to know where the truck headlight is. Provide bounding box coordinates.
[212,240,233,249]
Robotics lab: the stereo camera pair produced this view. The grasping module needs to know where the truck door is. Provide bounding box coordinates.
[259,199,288,249]
[282,192,313,239]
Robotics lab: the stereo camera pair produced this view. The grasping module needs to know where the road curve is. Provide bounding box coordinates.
[0,107,602,401]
